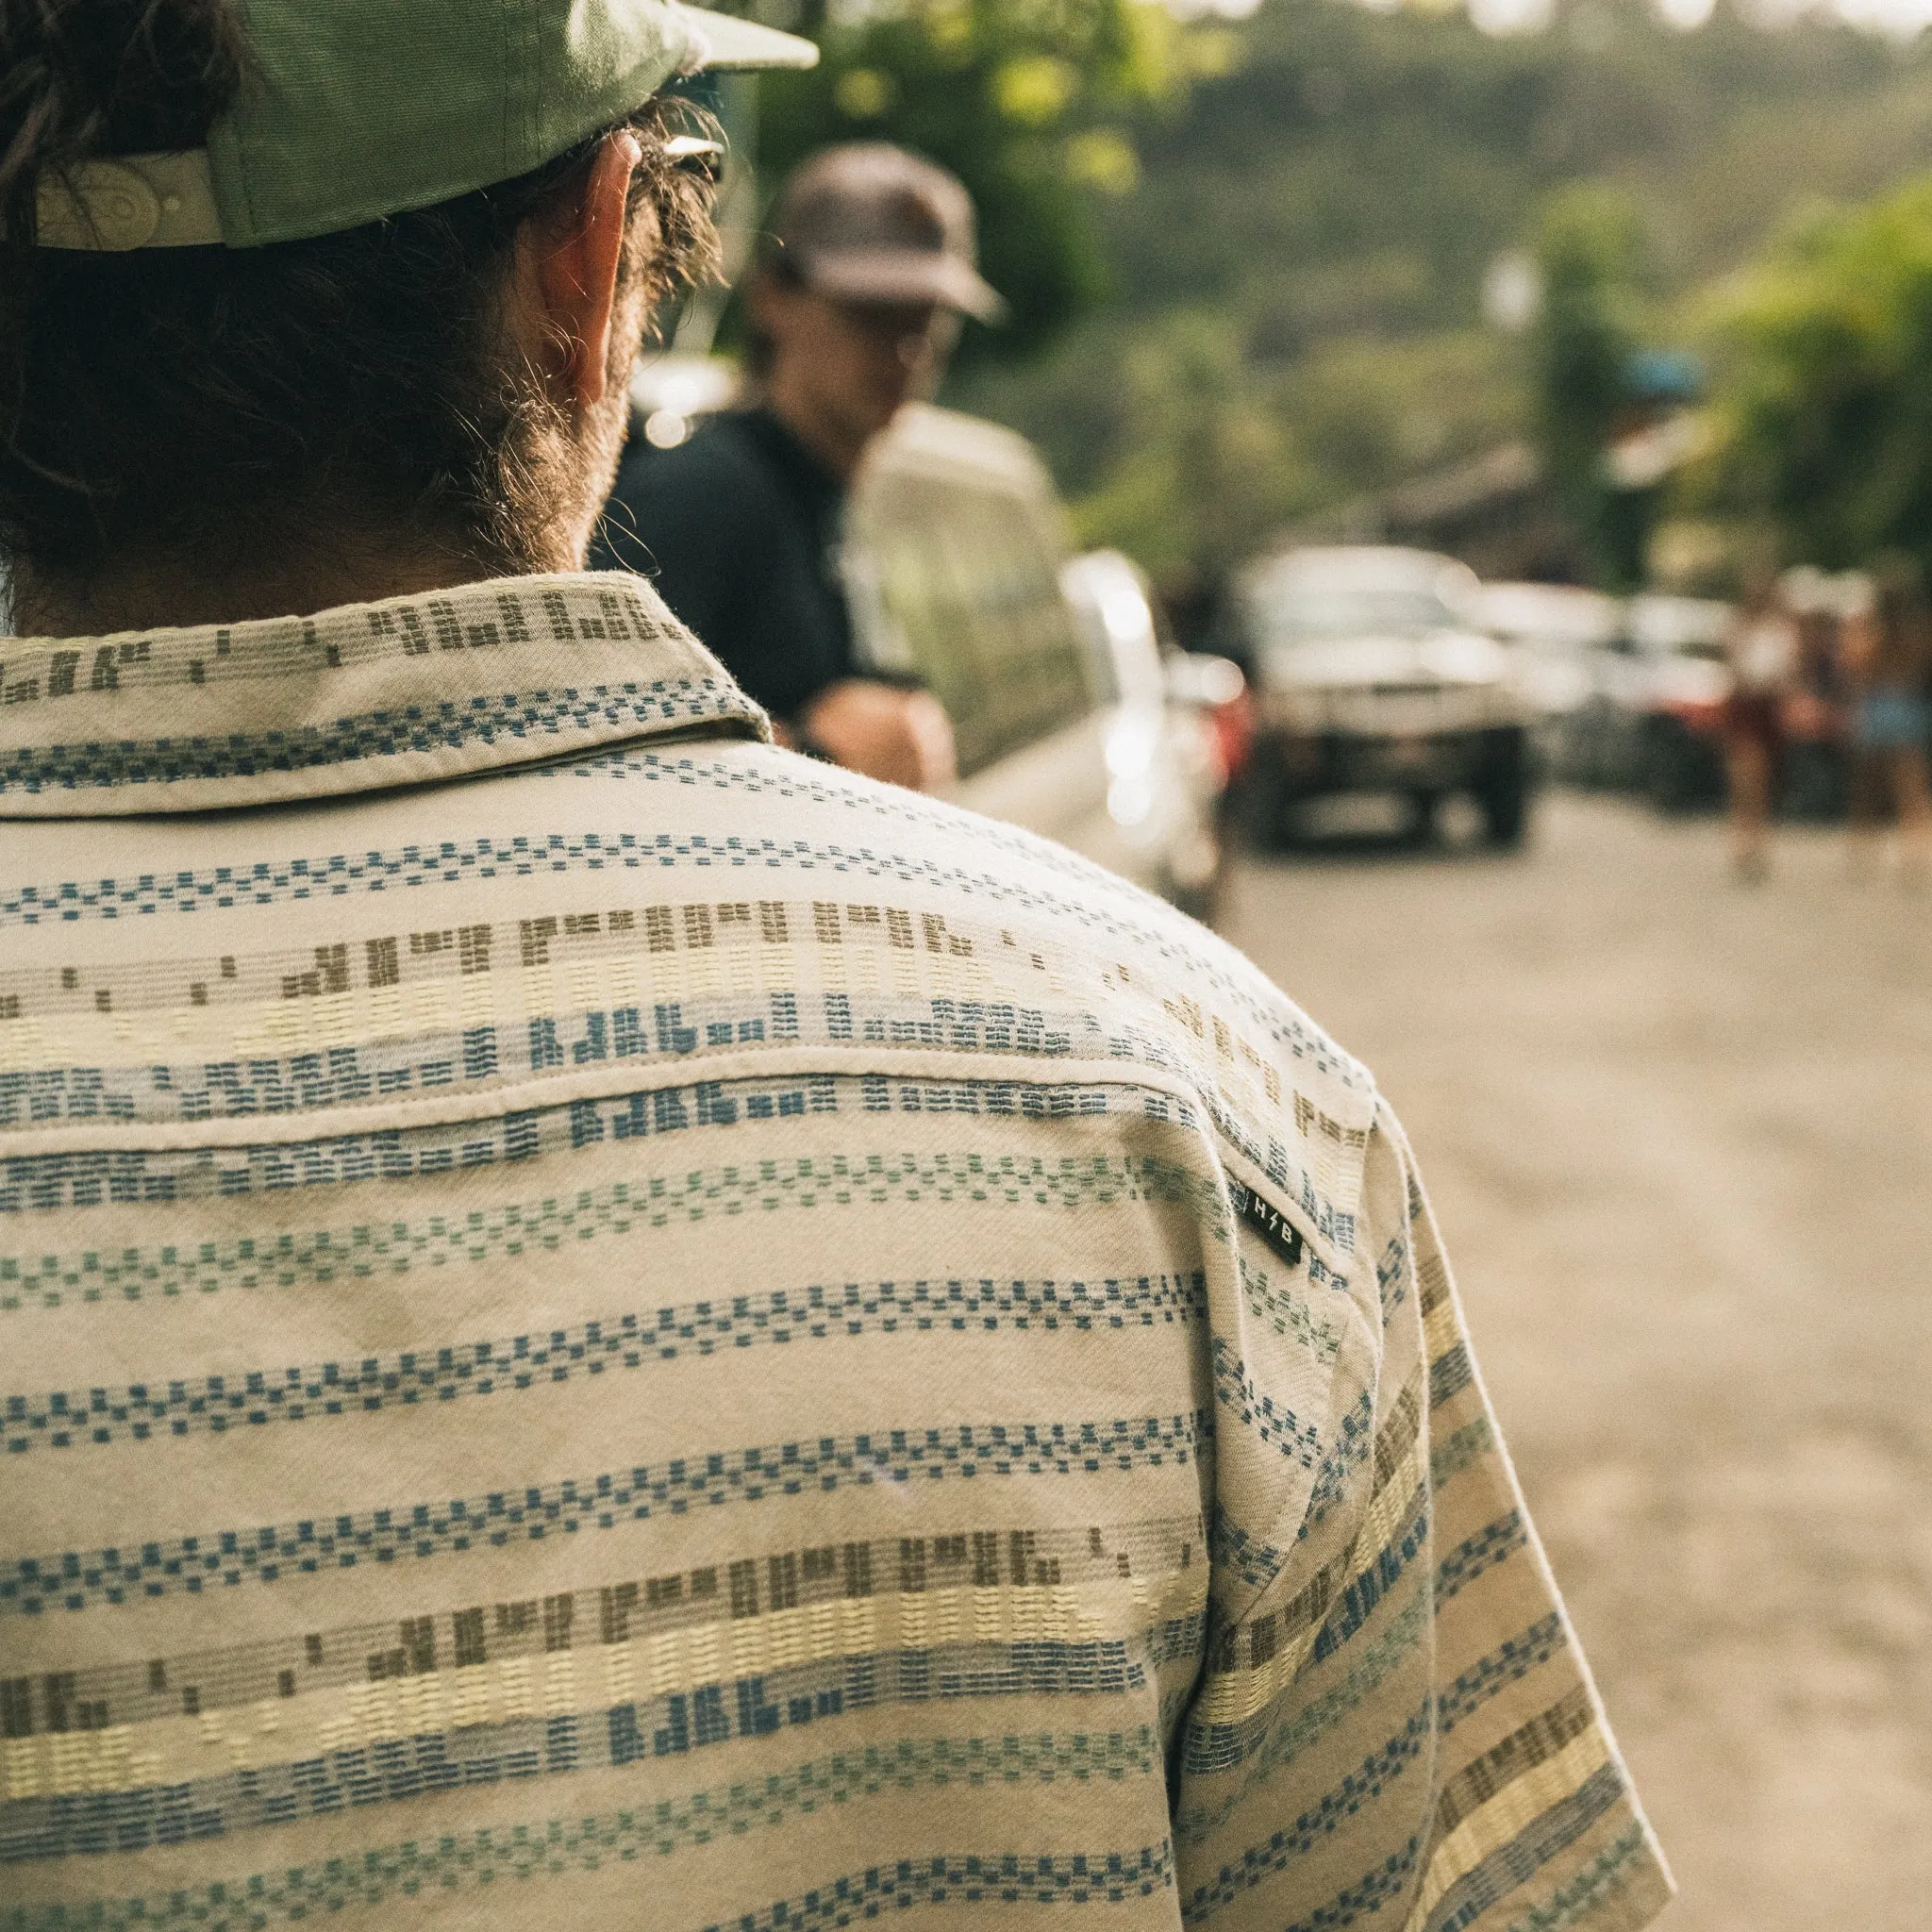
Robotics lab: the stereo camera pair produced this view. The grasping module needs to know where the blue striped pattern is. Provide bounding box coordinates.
[0,573,1670,1932]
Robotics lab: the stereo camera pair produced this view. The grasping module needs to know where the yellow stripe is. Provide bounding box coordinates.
[0,942,1018,1079]
[1403,1724,1612,1928]
[1192,1439,1427,1728]
[0,1572,1201,1805]
[1423,1280,1460,1366]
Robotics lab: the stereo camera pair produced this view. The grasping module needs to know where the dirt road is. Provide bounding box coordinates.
[1221,791,1932,1932]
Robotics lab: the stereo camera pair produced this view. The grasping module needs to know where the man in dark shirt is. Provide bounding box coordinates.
[592,142,1002,789]
[597,401,849,724]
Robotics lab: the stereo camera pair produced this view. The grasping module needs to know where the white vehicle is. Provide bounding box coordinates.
[845,407,1230,913]
[1060,548,1246,921]
[611,368,1234,916]
[1565,593,1733,794]
[626,354,737,452]
[1474,580,1625,767]
[1236,545,1535,848]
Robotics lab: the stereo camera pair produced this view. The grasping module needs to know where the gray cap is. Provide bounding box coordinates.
[765,143,1005,322]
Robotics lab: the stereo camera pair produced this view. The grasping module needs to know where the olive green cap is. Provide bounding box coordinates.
[36,0,816,251]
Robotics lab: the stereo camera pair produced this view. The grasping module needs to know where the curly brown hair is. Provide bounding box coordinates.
[0,0,719,590]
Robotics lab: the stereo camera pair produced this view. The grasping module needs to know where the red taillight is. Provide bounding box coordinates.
[1210,692,1256,783]
[1659,699,1724,734]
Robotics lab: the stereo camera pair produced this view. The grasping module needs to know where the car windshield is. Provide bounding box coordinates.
[1262,588,1461,643]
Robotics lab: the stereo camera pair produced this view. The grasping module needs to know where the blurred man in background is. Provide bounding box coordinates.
[594,142,1002,790]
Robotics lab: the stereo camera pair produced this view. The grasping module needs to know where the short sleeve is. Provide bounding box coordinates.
[1171,1108,1673,1932]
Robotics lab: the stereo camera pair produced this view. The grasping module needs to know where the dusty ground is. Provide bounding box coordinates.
[1221,790,1932,1932]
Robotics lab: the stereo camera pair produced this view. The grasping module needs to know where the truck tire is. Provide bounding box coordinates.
[1478,728,1532,849]
[1641,719,1707,815]
[1236,757,1292,853]
[1400,791,1439,849]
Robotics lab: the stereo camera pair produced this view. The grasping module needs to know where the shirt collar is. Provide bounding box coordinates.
[0,572,770,819]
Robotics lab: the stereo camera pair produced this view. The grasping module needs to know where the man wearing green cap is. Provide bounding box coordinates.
[0,6,1670,1931]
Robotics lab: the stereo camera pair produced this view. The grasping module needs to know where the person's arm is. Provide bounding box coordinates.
[792,679,956,791]
[1170,1108,1673,1931]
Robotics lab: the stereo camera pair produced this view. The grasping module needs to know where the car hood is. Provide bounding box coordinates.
[1262,629,1509,690]
[1643,654,1731,708]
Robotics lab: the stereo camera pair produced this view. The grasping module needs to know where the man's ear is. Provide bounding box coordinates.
[531,130,643,409]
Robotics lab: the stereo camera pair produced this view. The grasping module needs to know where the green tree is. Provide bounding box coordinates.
[949,0,1927,595]
[1529,184,1647,590]
[1062,311,1320,587]
[754,0,1181,357]
[1702,177,1932,577]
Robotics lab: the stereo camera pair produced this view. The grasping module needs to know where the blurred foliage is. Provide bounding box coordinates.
[1048,313,1320,584]
[936,0,1932,597]
[753,0,1192,356]
[1697,178,1932,580]
[964,310,1519,584]
[1531,185,1648,589]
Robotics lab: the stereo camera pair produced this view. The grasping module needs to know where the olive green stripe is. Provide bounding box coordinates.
[1173,1586,1431,1843]
[1430,1413,1496,1491]
[0,1730,1161,1932]
[1,1150,1226,1314]
[1502,1824,1657,1932]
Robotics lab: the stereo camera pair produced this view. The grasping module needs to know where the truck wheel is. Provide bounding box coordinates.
[1480,779,1527,849]
[1478,728,1532,849]
[1171,870,1224,928]
[1641,721,1701,815]
[1237,760,1292,852]
[1400,791,1439,849]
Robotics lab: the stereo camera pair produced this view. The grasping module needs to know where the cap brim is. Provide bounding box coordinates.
[675,5,821,71]
[803,247,1007,323]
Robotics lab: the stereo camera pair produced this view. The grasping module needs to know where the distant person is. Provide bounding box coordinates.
[1722,559,1801,880]
[1843,555,1932,880]
[593,143,1002,791]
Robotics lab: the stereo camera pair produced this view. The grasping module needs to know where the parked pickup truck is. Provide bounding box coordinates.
[1234,545,1534,848]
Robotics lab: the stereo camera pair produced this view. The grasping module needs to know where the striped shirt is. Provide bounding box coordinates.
[0,572,1671,1931]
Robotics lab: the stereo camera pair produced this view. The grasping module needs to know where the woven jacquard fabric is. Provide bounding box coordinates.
[0,573,1672,1931]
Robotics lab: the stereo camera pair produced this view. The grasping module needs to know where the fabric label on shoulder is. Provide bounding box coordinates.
[1231,1179,1304,1267]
